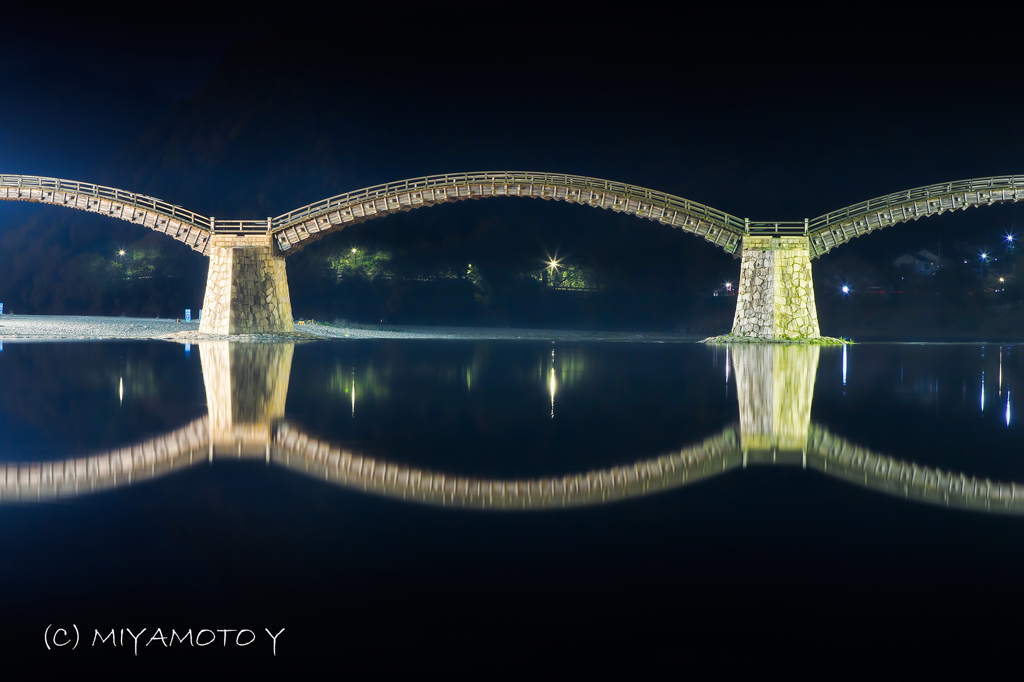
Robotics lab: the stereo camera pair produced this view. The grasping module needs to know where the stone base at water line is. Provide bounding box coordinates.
[162,330,322,342]
[700,334,849,345]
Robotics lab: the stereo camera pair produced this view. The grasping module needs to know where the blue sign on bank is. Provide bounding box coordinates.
[185,309,191,321]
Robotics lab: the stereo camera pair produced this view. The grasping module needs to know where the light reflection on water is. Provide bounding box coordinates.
[2,337,1024,661]
[0,339,1020,514]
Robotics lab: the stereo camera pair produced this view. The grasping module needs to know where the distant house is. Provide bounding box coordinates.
[893,249,943,275]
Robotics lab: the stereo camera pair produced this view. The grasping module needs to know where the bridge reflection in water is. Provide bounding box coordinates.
[1,342,1021,514]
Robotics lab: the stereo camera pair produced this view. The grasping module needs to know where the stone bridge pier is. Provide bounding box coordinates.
[198,236,294,335]
[731,344,820,458]
[199,340,295,458]
[731,235,820,340]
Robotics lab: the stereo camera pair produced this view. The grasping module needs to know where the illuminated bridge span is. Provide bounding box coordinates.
[802,176,1024,258]
[0,173,747,255]
[3,420,1023,515]
[4,172,1023,339]
[0,176,217,254]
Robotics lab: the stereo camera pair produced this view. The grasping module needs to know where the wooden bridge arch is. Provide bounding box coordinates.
[265,171,747,255]
[803,175,1024,258]
[0,174,216,254]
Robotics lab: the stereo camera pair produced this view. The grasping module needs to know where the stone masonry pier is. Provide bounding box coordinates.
[731,235,820,340]
[198,236,294,335]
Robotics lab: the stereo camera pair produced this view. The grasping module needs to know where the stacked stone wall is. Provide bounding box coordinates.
[198,236,294,334]
[731,235,819,339]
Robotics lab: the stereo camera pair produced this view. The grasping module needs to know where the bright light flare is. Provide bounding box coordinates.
[841,285,850,294]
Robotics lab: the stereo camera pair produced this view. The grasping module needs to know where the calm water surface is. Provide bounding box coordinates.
[1,339,1021,665]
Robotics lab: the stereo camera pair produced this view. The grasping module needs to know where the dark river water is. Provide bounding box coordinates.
[1,338,1021,668]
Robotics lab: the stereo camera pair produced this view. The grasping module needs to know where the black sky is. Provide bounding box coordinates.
[6,14,1023,212]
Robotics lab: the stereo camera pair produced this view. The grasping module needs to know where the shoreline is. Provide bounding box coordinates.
[0,314,1020,344]
[0,314,708,343]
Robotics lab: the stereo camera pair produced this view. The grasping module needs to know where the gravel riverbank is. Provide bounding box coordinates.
[0,314,707,343]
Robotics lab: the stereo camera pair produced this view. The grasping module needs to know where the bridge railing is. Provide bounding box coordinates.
[0,174,213,231]
[210,219,272,234]
[270,171,747,234]
[745,220,808,235]
[807,175,1024,231]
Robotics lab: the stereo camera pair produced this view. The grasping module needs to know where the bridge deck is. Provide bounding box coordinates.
[4,172,1023,259]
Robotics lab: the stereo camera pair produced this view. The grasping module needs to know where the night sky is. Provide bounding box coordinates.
[2,14,1022,333]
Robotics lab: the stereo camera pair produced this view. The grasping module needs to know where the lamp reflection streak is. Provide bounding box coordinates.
[842,344,847,387]
[549,349,556,418]
[725,345,730,393]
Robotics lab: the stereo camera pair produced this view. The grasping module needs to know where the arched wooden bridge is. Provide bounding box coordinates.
[3,172,1021,338]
